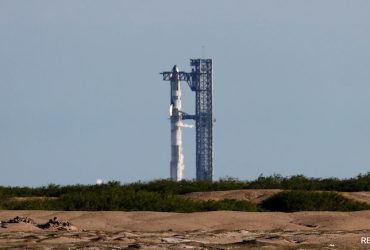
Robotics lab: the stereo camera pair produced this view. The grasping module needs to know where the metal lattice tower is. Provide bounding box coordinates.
[191,59,213,180]
[161,59,213,181]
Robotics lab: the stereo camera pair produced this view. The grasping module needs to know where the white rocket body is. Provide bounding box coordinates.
[170,65,184,181]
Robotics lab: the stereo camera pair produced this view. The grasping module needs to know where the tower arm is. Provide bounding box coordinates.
[160,71,197,91]
[179,110,197,120]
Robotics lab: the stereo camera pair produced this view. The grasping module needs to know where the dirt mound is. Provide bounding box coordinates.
[181,189,370,206]
[0,216,77,231]
[5,216,35,224]
[0,216,36,228]
[37,217,77,231]
[340,192,370,205]
[180,189,282,203]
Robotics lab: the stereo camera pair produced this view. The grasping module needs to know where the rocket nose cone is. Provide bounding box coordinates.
[172,65,179,72]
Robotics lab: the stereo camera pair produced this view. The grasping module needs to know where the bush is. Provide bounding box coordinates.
[261,190,370,212]
[0,188,259,212]
[2,172,370,212]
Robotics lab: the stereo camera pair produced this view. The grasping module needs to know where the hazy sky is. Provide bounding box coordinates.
[1,1,370,186]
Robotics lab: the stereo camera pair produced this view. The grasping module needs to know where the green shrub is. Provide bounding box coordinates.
[2,172,370,212]
[1,190,259,212]
[261,190,370,212]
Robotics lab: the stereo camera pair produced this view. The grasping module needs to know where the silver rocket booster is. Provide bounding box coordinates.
[170,65,184,181]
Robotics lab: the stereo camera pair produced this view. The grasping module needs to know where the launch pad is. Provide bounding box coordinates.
[161,59,214,181]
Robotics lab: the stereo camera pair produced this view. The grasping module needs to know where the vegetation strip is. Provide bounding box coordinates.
[1,173,370,212]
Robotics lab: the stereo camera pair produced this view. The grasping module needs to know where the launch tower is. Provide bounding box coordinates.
[161,59,214,181]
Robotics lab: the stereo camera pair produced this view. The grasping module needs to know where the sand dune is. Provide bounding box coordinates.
[180,189,281,203]
[182,189,370,205]
[341,191,370,205]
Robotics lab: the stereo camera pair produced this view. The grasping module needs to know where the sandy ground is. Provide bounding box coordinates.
[180,189,282,203]
[1,210,370,249]
[341,192,370,205]
[181,189,370,205]
[2,190,370,249]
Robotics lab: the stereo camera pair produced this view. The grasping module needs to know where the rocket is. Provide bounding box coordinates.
[162,59,212,181]
[170,65,185,181]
